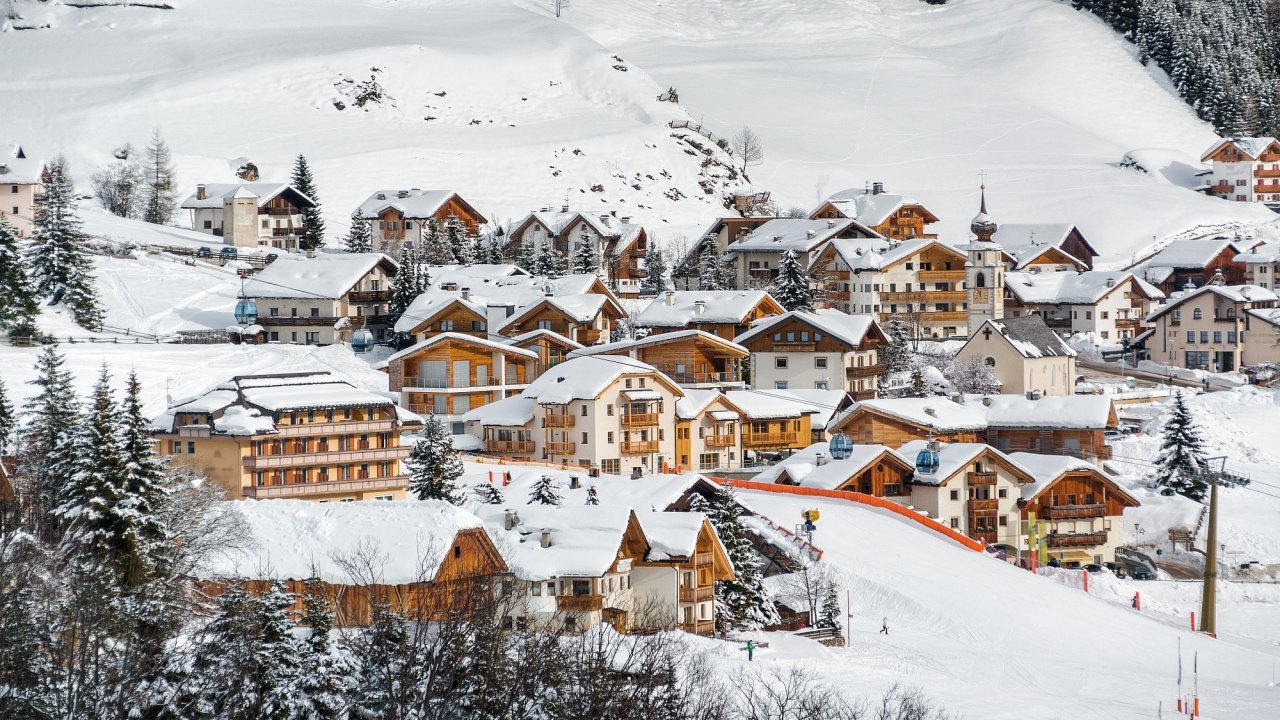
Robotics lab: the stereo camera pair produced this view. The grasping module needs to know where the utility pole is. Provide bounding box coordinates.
[1199,457,1227,636]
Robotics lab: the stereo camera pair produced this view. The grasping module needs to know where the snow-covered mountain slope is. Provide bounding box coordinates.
[6,0,1279,262]
[1,0,742,240]
[547,0,1280,263]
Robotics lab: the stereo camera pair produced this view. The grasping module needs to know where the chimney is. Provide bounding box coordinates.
[376,193,387,200]
[693,300,706,315]
[569,475,581,489]
[398,190,410,198]
[827,219,836,229]
[924,407,937,417]
[664,290,676,306]
[540,529,553,548]
[561,204,570,213]
[410,187,420,192]
[196,184,207,200]
[815,452,827,467]
[599,213,611,228]
[621,216,631,224]
[1106,278,1116,288]
[461,287,472,301]
[504,509,517,530]
[950,393,964,405]
[872,182,884,195]
[982,396,993,407]
[807,229,817,239]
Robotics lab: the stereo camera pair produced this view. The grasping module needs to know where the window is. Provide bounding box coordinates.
[310,307,320,317]
[1193,308,1203,320]
[581,432,588,445]
[537,320,552,330]
[1173,310,1181,322]
[186,441,196,454]
[975,272,986,288]
[1227,330,1237,343]
[305,332,320,344]
[775,357,788,369]
[775,381,788,389]
[531,583,542,596]
[169,441,181,454]
[602,459,621,474]
[815,357,827,369]
[998,488,1007,498]
[581,404,588,416]
[999,515,1009,527]
[607,404,614,416]
[949,489,959,501]
[269,307,280,317]
[814,381,828,390]
[440,319,454,331]
[203,220,212,229]
[1100,311,1109,319]
[607,431,614,443]
[950,517,960,529]
[1187,331,1196,344]
[1200,331,1209,344]
[1213,331,1222,343]
[269,331,279,342]
[699,453,718,470]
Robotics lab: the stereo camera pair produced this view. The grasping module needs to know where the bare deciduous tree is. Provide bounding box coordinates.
[731,125,765,173]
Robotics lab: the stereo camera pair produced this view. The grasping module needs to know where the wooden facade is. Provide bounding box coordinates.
[831,408,980,447]
[508,330,581,371]
[987,427,1113,461]
[376,193,486,238]
[499,299,623,346]
[388,336,536,416]
[404,300,489,340]
[645,294,785,342]
[620,334,747,387]
[809,200,939,241]
[741,416,812,452]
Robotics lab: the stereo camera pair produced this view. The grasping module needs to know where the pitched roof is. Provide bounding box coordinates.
[728,218,879,253]
[1004,271,1163,305]
[983,394,1116,429]
[635,290,780,327]
[385,332,539,364]
[180,183,315,210]
[971,315,1077,359]
[0,143,43,184]
[245,252,395,299]
[475,504,635,580]
[991,223,1098,266]
[752,442,912,490]
[1145,238,1243,272]
[843,397,988,433]
[1201,136,1280,161]
[460,394,537,426]
[504,328,584,350]
[1146,284,1279,322]
[735,308,879,348]
[722,389,816,420]
[898,441,1034,486]
[520,355,680,404]
[567,329,748,360]
[393,273,621,334]
[496,294,613,333]
[817,237,964,272]
[1011,452,1140,506]
[354,189,486,224]
[814,188,938,226]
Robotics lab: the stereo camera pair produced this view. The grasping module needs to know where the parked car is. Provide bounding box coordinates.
[1084,563,1105,573]
[1131,566,1153,580]
[220,246,239,260]
[265,252,279,263]
[195,246,212,258]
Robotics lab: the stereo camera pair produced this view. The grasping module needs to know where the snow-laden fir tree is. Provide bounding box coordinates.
[585,485,599,505]
[534,243,568,279]
[291,154,325,251]
[350,602,421,719]
[387,242,422,348]
[0,216,41,340]
[516,239,539,275]
[641,245,669,294]
[252,582,307,720]
[344,210,374,253]
[0,378,14,454]
[474,483,505,504]
[443,216,472,265]
[19,346,80,541]
[696,235,732,290]
[689,484,778,631]
[570,227,600,276]
[473,234,504,266]
[772,249,814,312]
[816,580,842,632]
[141,129,178,225]
[420,220,456,265]
[57,367,127,572]
[879,316,912,374]
[909,367,928,398]
[528,474,561,506]
[25,157,103,330]
[406,415,464,503]
[116,371,171,588]
[296,578,356,720]
[1155,390,1210,501]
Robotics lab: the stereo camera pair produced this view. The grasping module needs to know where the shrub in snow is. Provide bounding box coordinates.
[529,474,562,506]
[474,483,505,504]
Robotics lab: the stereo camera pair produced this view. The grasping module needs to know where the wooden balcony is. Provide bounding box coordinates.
[967,498,998,512]
[971,530,997,545]
[545,441,576,456]
[544,414,576,428]
[917,269,966,282]
[667,371,739,385]
[678,586,715,603]
[403,375,500,389]
[621,412,658,428]
[921,311,968,324]
[347,289,393,303]
[244,446,406,469]
[968,471,998,486]
[772,342,815,352]
[271,227,299,237]
[276,419,395,437]
[1115,318,1143,330]
[1048,531,1108,548]
[556,594,604,612]
[1255,184,1280,194]
[680,619,716,636]
[1256,167,1280,178]
[242,474,407,499]
[882,290,967,303]
[845,363,885,379]
[1040,504,1106,520]
[260,316,348,327]
[742,431,799,448]
[705,434,736,448]
[695,551,714,566]
[621,440,659,454]
[1207,182,1233,195]
[485,439,535,454]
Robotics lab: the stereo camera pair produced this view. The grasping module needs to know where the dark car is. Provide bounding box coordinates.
[1131,566,1153,580]
[220,246,239,259]
[265,252,279,263]
[1084,563,1105,573]
[195,246,212,258]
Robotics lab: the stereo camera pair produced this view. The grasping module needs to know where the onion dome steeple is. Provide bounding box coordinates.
[970,184,999,241]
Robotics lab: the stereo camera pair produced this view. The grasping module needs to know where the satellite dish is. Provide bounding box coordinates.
[828,433,853,460]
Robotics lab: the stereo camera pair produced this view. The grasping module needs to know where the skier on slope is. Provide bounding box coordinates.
[880,617,889,635]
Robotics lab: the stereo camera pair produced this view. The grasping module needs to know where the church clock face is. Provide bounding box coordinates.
[972,288,990,304]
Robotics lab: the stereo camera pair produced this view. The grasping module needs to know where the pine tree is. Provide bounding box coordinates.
[420,220,456,265]
[516,239,539,275]
[171,584,260,718]
[142,129,178,225]
[816,580,842,632]
[406,416,464,503]
[351,602,420,720]
[345,210,374,253]
[253,582,307,720]
[585,485,599,505]
[879,317,912,373]
[1155,391,1210,501]
[24,157,103,330]
[570,227,600,276]
[533,243,568,278]
[19,346,79,541]
[772,249,813,312]
[58,366,127,573]
[291,154,326,251]
[0,217,40,340]
[696,235,729,290]
[528,474,561,505]
[909,367,928,397]
[694,484,778,631]
[0,379,13,454]
[298,579,355,720]
[443,216,472,265]
[641,245,669,294]
[473,482,505,504]
[116,372,171,588]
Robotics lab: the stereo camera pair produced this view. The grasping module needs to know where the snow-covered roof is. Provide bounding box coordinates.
[1234,243,1280,264]
[385,332,538,365]
[782,389,851,429]
[504,328,584,350]
[735,308,879,348]
[1147,284,1279,322]
[0,143,43,184]
[497,294,610,333]
[819,237,962,272]
[245,252,394,299]
[242,382,391,412]
[1007,452,1098,500]
[429,264,527,281]
[1145,238,1243,271]
[180,183,314,210]
[521,355,679,404]
[634,510,709,561]
[354,189,484,223]
[513,209,621,240]
[1004,271,1163,305]
[973,316,1077,359]
[991,224,1096,268]
[635,290,780,327]
[752,442,910,490]
[1200,136,1280,161]
[723,389,816,420]
[477,504,633,580]
[848,397,988,432]
[394,273,618,334]
[199,500,489,585]
[482,468,717,517]
[898,441,1032,486]
[567,329,748,360]
[815,188,932,227]
[460,395,536,426]
[729,218,877,253]
[1246,307,1280,329]
[674,388,727,420]
[984,394,1115,429]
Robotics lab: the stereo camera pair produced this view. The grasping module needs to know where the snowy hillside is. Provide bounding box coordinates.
[5,0,1279,262]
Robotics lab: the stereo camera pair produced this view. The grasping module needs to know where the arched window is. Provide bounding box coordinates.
[1193,308,1203,320]
[984,357,996,367]
[1226,307,1236,319]
[976,272,986,288]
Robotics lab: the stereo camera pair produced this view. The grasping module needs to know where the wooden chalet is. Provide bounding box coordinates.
[636,290,785,342]
[828,398,986,446]
[569,329,748,388]
[754,442,915,497]
[1014,454,1140,565]
[505,328,584,372]
[496,294,626,345]
[734,309,886,399]
[401,296,491,340]
[808,184,940,241]
[384,333,539,420]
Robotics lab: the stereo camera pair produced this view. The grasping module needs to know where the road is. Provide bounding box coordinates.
[1077,359,1237,392]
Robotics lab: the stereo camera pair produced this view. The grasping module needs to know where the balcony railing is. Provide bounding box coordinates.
[555,594,603,612]
[881,290,967,303]
[971,530,997,545]
[666,371,739,385]
[1208,182,1233,195]
[920,311,968,323]
[244,446,406,469]
[695,551,714,566]
[705,434,736,448]
[772,342,815,352]
[845,363,885,379]
[403,375,499,389]
[968,471,998,486]
[621,412,658,428]
[276,419,394,437]
[486,439,535,454]
[678,586,715,603]
[261,316,346,327]
[1115,318,1143,329]
[347,290,393,303]
[544,414,575,428]
[545,441,576,455]
[917,270,966,282]
[271,227,298,237]
[1255,167,1280,178]
[967,498,998,511]
[1048,531,1109,548]
[1255,184,1280,194]
[742,431,799,447]
[242,475,407,499]
[679,618,716,636]
[1040,504,1106,520]
[621,440,659,454]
